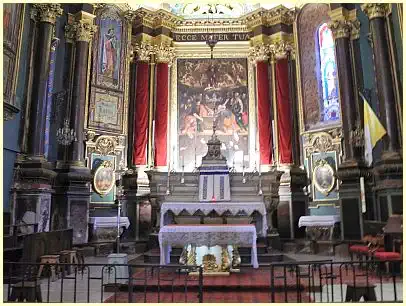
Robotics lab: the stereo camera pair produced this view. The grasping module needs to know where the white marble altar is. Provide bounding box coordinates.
[158,224,258,268]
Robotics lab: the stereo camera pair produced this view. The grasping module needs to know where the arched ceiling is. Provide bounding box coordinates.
[128,2,295,18]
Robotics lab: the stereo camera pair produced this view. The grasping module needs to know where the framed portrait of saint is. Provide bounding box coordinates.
[312,159,335,196]
[93,160,115,195]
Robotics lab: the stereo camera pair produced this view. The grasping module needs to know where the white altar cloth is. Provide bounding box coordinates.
[158,224,258,268]
[89,217,130,229]
[298,215,340,228]
[160,202,267,236]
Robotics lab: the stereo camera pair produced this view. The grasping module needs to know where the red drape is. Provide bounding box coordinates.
[276,59,293,164]
[154,63,169,166]
[256,61,273,164]
[133,62,149,165]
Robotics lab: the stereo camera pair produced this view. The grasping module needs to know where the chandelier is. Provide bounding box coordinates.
[205,7,218,59]
[56,119,77,146]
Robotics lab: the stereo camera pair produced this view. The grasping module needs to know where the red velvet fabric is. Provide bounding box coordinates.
[154,63,169,166]
[276,59,292,164]
[133,62,149,165]
[374,252,401,260]
[349,245,369,253]
[256,61,272,164]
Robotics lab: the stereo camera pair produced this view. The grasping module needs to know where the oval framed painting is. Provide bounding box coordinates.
[93,161,115,196]
[313,159,335,195]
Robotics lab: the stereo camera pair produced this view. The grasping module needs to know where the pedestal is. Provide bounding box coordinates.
[122,171,138,239]
[105,253,128,284]
[52,166,92,244]
[277,166,308,239]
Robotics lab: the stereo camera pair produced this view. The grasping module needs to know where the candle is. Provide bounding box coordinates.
[271,120,276,163]
[360,177,366,213]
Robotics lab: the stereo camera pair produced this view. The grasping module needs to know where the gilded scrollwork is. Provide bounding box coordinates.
[248,43,270,63]
[94,135,116,155]
[32,4,63,24]
[361,4,390,20]
[273,40,294,59]
[153,43,176,65]
[133,41,154,62]
[303,129,342,158]
[328,19,352,40]
[65,18,98,43]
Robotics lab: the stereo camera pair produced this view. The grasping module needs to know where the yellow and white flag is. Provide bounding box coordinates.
[360,92,386,166]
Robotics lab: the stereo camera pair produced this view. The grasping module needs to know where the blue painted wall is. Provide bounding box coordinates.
[3,5,31,211]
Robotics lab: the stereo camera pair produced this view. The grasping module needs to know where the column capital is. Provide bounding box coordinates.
[328,19,352,40]
[350,19,361,40]
[32,4,63,25]
[271,40,294,60]
[153,43,176,65]
[133,42,153,62]
[65,19,98,43]
[361,3,390,20]
[248,43,270,64]
[123,10,137,23]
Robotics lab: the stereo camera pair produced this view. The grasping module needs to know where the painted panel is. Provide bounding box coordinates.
[88,89,123,132]
[177,58,249,169]
[90,153,116,205]
[310,151,339,201]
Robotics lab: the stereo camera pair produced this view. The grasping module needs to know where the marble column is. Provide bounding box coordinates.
[329,19,357,164]
[273,42,308,240]
[362,4,401,157]
[27,4,63,158]
[52,11,96,244]
[362,3,402,221]
[153,44,175,168]
[15,4,62,233]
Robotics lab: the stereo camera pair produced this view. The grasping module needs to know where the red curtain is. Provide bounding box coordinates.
[133,62,149,165]
[256,61,273,164]
[276,59,293,164]
[154,63,169,166]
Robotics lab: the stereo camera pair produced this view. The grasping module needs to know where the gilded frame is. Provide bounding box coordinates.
[169,41,257,172]
[93,160,116,195]
[312,159,336,196]
[3,3,25,114]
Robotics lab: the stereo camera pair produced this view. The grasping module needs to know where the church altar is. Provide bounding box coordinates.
[159,224,258,268]
[88,217,130,242]
[160,201,267,236]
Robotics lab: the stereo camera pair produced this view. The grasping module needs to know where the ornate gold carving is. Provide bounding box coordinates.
[95,136,116,155]
[69,19,98,42]
[153,43,176,64]
[133,42,153,62]
[350,19,361,40]
[202,254,218,272]
[273,40,294,59]
[303,129,342,157]
[32,4,63,24]
[187,245,197,265]
[328,20,352,40]
[248,43,270,63]
[30,6,39,22]
[220,247,231,272]
[123,9,137,23]
[361,4,390,20]
[86,130,96,141]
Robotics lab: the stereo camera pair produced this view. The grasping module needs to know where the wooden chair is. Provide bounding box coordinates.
[59,250,78,275]
[9,266,42,302]
[37,255,60,281]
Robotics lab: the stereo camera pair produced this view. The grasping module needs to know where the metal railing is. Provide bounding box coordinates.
[269,259,402,303]
[3,262,203,303]
[3,259,402,303]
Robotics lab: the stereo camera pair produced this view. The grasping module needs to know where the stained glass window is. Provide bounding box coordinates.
[317,23,340,122]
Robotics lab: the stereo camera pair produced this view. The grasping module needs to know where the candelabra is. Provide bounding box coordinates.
[56,119,76,146]
[115,169,125,254]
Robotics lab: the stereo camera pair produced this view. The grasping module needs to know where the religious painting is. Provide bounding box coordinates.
[177,58,249,169]
[310,151,339,201]
[88,89,123,133]
[3,3,24,107]
[94,6,125,90]
[91,153,116,204]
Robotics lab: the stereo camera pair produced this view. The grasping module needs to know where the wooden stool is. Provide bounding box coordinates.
[9,281,42,302]
[37,255,60,281]
[345,283,377,302]
[59,250,78,275]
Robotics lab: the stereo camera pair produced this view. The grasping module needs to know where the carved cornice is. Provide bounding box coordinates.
[248,43,270,63]
[133,41,154,62]
[361,4,390,20]
[302,128,342,158]
[133,7,183,30]
[123,9,137,23]
[32,4,63,25]
[328,19,352,40]
[153,43,176,64]
[241,6,296,30]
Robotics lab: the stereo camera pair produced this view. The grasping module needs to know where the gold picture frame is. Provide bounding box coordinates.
[93,160,115,196]
[312,159,336,196]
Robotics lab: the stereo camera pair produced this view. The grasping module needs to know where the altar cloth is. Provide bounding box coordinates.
[158,224,258,268]
[160,201,267,236]
[298,215,340,228]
